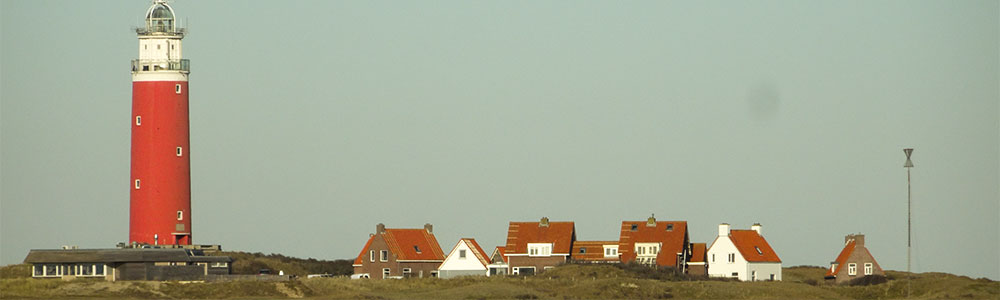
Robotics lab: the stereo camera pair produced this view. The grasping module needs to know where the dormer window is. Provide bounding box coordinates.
[631,224,638,231]
[527,243,552,257]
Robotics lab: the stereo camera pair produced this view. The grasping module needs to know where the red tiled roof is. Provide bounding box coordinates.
[570,240,619,262]
[384,229,445,261]
[354,228,445,265]
[492,246,508,263]
[353,235,375,266]
[689,243,707,263]
[461,238,490,266]
[618,220,688,267]
[825,240,855,277]
[505,221,575,254]
[729,230,781,263]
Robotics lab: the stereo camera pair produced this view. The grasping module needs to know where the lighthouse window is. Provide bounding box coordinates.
[157,44,161,50]
[176,147,183,156]
[136,116,141,126]
[177,211,183,220]
[175,84,182,94]
[135,179,140,189]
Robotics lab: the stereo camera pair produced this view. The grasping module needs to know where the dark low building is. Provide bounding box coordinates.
[24,248,232,281]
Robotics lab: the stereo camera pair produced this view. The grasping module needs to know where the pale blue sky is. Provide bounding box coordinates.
[2,1,997,279]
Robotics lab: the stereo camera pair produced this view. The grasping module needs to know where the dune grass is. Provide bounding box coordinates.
[1,263,996,299]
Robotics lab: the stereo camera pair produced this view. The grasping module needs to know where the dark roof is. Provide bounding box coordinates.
[23,248,232,264]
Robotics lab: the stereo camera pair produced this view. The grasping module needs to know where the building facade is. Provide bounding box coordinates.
[130,0,193,246]
[24,248,231,281]
[618,216,691,271]
[438,238,490,278]
[504,218,576,275]
[825,234,885,284]
[707,223,782,281]
[352,223,445,279]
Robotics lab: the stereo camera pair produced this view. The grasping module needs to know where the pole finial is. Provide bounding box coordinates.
[903,148,914,168]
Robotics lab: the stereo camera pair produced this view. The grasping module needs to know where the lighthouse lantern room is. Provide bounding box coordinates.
[130,0,192,246]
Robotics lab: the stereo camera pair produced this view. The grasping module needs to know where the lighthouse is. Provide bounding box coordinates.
[130,0,192,245]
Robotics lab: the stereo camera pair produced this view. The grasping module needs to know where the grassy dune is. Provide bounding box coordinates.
[1,263,996,299]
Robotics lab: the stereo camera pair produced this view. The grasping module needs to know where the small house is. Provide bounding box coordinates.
[487,246,508,276]
[503,217,575,275]
[825,234,884,284]
[438,238,490,279]
[352,223,445,279]
[707,223,782,281]
[618,216,692,271]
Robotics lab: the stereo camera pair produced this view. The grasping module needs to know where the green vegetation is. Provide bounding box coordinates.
[208,251,353,276]
[2,262,996,299]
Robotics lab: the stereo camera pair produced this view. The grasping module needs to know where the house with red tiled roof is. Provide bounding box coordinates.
[687,243,708,276]
[504,217,575,275]
[487,246,508,276]
[352,223,445,279]
[570,240,620,263]
[825,234,884,284]
[618,216,691,271]
[707,223,782,281]
[438,238,491,279]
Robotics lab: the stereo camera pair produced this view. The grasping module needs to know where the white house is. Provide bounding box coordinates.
[707,223,782,281]
[437,238,490,279]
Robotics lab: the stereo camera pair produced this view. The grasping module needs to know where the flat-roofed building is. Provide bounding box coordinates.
[24,248,232,281]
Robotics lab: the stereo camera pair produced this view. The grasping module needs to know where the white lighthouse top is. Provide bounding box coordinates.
[138,0,184,36]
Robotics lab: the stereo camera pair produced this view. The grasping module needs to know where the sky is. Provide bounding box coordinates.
[1,1,997,279]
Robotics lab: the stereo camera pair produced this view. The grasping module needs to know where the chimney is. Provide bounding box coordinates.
[854,234,864,247]
[845,234,854,245]
[540,217,549,227]
[647,214,656,227]
[718,223,730,237]
[751,223,762,235]
[424,223,433,234]
[376,223,386,234]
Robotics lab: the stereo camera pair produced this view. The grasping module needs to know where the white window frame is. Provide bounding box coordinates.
[382,268,390,279]
[136,115,142,126]
[848,263,857,275]
[177,210,183,220]
[135,179,141,189]
[369,250,375,262]
[402,268,411,273]
[751,270,757,281]
[512,267,519,275]
[176,147,183,157]
[603,245,618,258]
[175,84,182,94]
[210,262,228,268]
[527,243,552,257]
[380,250,388,262]
[728,253,735,263]
[459,249,467,259]
[864,263,873,275]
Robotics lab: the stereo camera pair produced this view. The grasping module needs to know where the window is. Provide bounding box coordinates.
[848,263,857,275]
[430,270,438,277]
[174,147,182,157]
[751,271,757,281]
[731,272,738,277]
[380,250,388,262]
[769,274,775,280]
[136,116,141,126]
[518,267,535,275]
[177,210,183,220]
[369,250,375,262]
[712,254,715,262]
[44,265,57,277]
[210,262,228,268]
[135,179,141,189]
[864,263,873,275]
[631,224,638,231]
[413,245,421,253]
[666,224,674,231]
[755,246,762,255]
[175,84,182,94]
[157,44,161,50]
[603,246,618,257]
[142,65,149,71]
[527,243,552,257]
[728,253,735,263]
[402,268,411,273]
[579,248,586,254]
[459,249,467,259]
[382,268,390,279]
[651,246,658,254]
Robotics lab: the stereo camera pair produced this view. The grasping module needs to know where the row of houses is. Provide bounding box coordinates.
[353,216,770,280]
[352,216,885,284]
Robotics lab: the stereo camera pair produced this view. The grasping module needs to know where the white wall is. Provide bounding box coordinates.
[438,240,487,273]
[747,262,782,281]
[707,236,749,281]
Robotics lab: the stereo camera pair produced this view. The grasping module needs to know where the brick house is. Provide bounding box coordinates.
[352,223,445,279]
[503,217,575,275]
[687,243,708,276]
[618,216,692,271]
[825,234,884,284]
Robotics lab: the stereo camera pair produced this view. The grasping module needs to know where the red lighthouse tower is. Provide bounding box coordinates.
[130,0,192,245]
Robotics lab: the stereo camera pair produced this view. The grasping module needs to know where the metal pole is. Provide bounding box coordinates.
[907,167,911,298]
